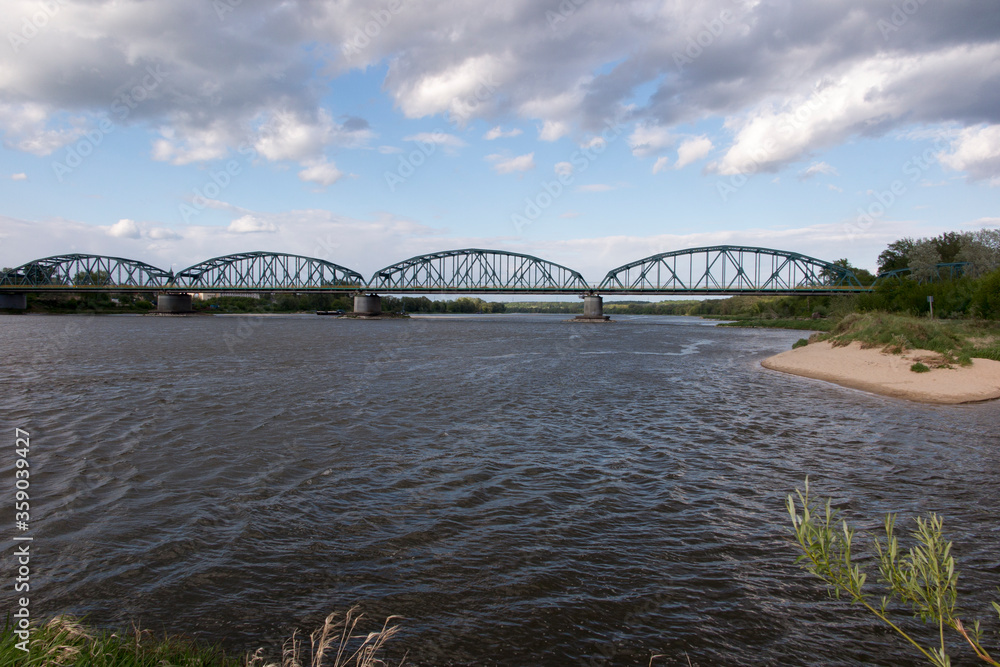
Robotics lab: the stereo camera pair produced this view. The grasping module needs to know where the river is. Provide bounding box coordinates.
[2,313,998,665]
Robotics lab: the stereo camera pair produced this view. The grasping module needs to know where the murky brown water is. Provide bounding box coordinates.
[2,313,999,665]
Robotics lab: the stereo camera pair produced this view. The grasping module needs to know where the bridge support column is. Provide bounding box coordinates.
[0,293,27,309]
[353,294,382,317]
[575,294,610,322]
[157,293,193,313]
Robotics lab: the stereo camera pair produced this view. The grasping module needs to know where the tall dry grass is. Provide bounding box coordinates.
[245,607,403,667]
[1,608,403,666]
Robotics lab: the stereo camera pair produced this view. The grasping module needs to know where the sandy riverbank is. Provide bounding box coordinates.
[762,341,1000,404]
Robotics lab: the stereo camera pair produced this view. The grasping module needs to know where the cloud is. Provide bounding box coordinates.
[675,136,713,169]
[828,184,843,193]
[149,227,182,240]
[0,102,85,156]
[484,126,522,140]
[576,184,614,193]
[538,120,570,142]
[802,161,839,179]
[629,124,673,157]
[965,217,1000,229]
[652,156,670,174]
[228,215,277,233]
[378,145,404,154]
[554,161,574,177]
[938,124,1000,183]
[10,173,27,181]
[713,43,1000,175]
[487,152,535,174]
[108,218,141,239]
[0,0,996,189]
[298,159,345,187]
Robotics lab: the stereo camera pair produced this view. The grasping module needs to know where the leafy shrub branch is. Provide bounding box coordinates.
[787,478,1000,666]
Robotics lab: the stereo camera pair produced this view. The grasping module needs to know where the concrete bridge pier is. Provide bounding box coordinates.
[575,294,611,322]
[157,293,193,313]
[0,293,27,309]
[353,294,382,316]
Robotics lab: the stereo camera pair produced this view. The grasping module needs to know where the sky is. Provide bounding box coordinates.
[1,0,999,287]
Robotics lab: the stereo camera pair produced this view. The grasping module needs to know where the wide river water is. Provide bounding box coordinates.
[2,313,999,665]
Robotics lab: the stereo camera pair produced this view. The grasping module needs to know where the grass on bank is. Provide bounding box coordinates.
[1,609,402,667]
[811,312,1000,365]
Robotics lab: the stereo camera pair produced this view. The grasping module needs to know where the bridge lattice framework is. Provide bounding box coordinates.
[1,246,873,296]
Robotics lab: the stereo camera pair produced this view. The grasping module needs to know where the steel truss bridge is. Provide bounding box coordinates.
[5,245,971,298]
[0,246,872,296]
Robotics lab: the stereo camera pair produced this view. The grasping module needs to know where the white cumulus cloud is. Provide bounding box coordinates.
[108,218,141,239]
[629,124,673,158]
[228,215,277,233]
[298,159,345,187]
[938,124,1000,184]
[675,136,713,169]
[487,152,535,174]
[802,161,839,179]
[484,126,523,140]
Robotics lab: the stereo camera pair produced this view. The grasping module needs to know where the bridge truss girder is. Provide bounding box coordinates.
[369,249,590,293]
[173,252,365,291]
[599,245,865,293]
[873,262,971,286]
[0,254,173,291]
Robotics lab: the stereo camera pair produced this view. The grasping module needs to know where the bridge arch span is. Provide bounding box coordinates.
[0,254,173,289]
[600,245,864,293]
[173,252,365,291]
[370,248,589,293]
[873,262,970,285]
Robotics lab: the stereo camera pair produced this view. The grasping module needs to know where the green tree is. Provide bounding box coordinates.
[933,231,965,264]
[73,269,110,286]
[878,238,916,274]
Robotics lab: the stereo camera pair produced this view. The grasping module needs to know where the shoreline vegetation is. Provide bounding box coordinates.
[761,313,1000,404]
[1,609,402,667]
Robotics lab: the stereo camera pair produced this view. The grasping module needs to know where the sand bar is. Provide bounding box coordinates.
[762,341,1000,404]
